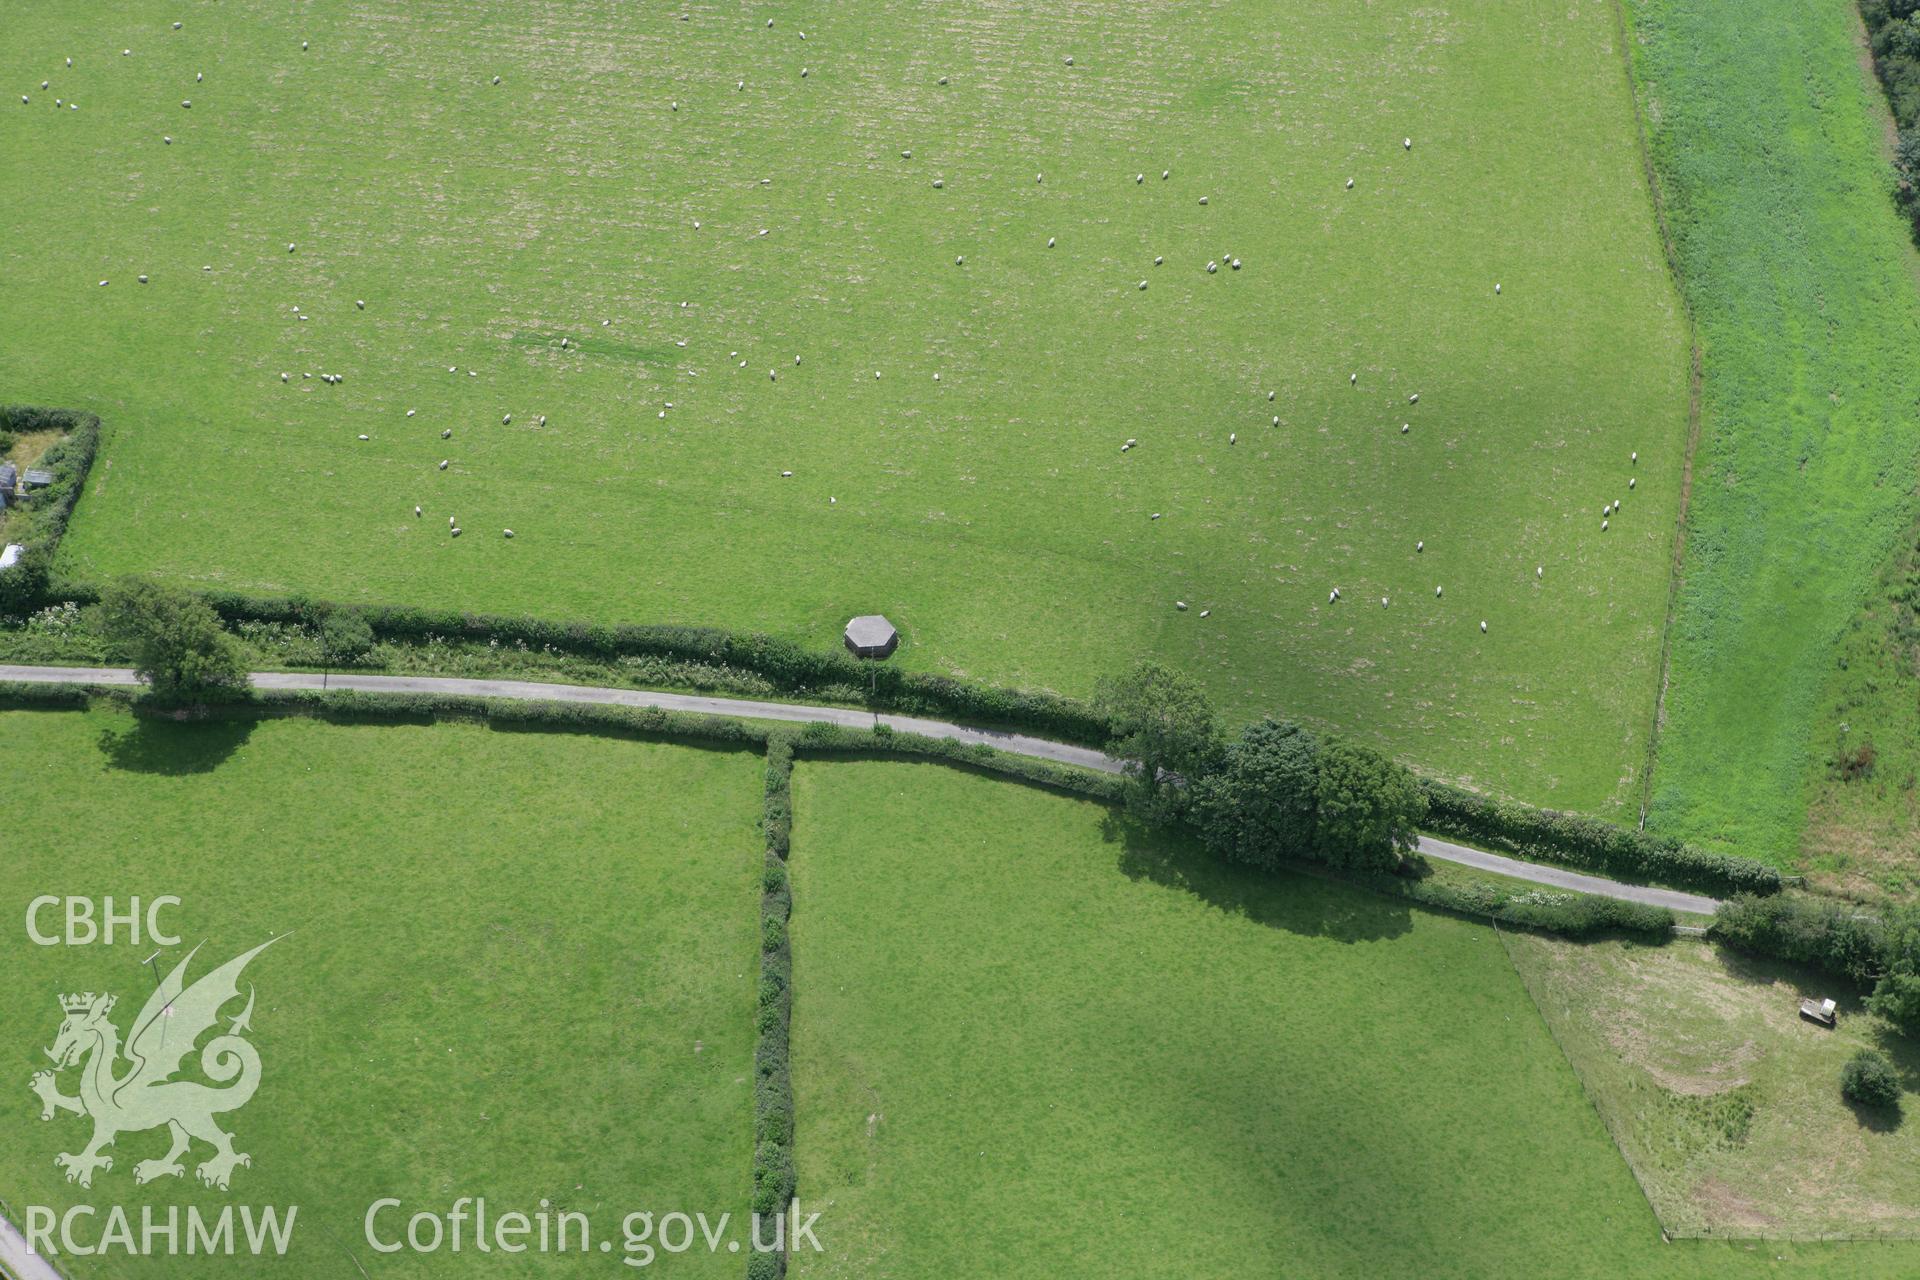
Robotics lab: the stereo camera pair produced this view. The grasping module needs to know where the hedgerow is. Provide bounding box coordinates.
[1421,779,1781,898]
[751,734,797,1278]
[1392,874,1675,940]
[1709,893,1887,985]
[0,407,100,615]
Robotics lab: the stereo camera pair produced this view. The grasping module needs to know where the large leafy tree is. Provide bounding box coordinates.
[1092,659,1219,820]
[1190,719,1322,870]
[1310,740,1427,873]
[91,577,248,702]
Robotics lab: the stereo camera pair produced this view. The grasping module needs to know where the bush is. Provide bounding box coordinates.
[319,609,376,665]
[1842,1049,1902,1108]
[1421,778,1782,898]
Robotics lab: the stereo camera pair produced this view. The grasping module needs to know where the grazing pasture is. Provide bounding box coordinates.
[785,759,1920,1278]
[0,707,762,1276]
[0,0,1688,814]
[1629,0,1920,863]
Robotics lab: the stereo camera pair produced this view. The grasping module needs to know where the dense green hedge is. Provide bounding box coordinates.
[790,720,1129,802]
[750,734,797,1279]
[0,407,101,615]
[1420,779,1782,899]
[1392,873,1675,940]
[1708,892,1887,985]
[0,680,96,711]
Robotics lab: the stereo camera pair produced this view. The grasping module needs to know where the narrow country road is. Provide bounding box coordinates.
[0,664,1721,914]
[0,1209,60,1280]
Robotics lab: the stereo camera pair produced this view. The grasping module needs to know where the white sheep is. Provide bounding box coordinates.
[1345,178,1354,189]
[1480,620,1488,633]
[1138,280,1147,290]
[1404,138,1411,150]
[1629,477,1636,490]
[441,429,452,439]
[503,529,514,538]
[438,459,449,470]
[1435,585,1443,597]
[1416,540,1424,552]
[1048,237,1056,248]
[415,506,422,517]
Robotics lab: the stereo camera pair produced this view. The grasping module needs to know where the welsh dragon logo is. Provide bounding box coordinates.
[29,938,280,1191]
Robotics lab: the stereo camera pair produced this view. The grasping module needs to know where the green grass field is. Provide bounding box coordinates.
[1507,931,1920,1239]
[1629,0,1920,862]
[0,707,762,1276]
[0,0,1690,815]
[784,758,1920,1277]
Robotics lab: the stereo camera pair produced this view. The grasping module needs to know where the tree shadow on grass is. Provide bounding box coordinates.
[1846,1094,1904,1134]
[96,716,254,775]
[1103,811,1412,944]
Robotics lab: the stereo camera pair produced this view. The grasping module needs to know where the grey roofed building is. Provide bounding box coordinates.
[22,468,54,488]
[0,463,16,493]
[843,614,899,659]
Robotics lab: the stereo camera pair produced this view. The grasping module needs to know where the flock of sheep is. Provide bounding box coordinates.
[25,15,1644,638]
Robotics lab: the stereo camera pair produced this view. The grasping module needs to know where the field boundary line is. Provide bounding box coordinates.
[1493,925,1674,1238]
[1608,0,1706,832]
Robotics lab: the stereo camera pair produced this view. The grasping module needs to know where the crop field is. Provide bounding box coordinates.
[0,0,1690,814]
[0,707,763,1276]
[1506,930,1920,1239]
[1629,0,1920,863]
[784,759,1920,1278]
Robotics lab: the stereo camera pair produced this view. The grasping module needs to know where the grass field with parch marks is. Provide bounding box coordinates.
[0,0,1690,816]
[0,707,762,1277]
[1629,0,1920,864]
[785,758,1920,1278]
